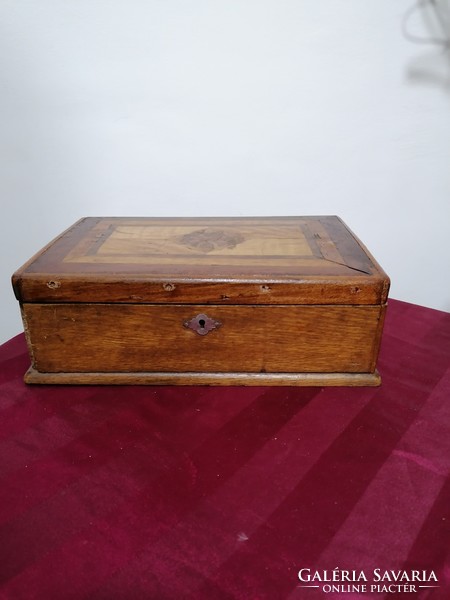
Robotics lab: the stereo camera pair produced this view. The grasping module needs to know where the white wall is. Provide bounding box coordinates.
[1,0,449,344]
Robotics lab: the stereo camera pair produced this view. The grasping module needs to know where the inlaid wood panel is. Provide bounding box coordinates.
[13,217,390,305]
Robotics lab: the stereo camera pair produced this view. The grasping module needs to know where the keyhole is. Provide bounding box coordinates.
[198,318,206,329]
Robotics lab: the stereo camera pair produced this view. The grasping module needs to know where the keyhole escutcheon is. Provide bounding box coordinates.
[184,313,222,336]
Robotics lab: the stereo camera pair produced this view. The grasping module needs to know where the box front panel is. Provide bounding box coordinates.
[23,303,383,374]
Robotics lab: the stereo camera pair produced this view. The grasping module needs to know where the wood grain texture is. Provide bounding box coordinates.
[22,303,382,375]
[13,275,388,306]
[24,367,381,386]
[12,216,390,305]
[13,217,390,386]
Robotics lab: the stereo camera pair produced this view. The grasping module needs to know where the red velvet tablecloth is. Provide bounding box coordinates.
[0,299,449,600]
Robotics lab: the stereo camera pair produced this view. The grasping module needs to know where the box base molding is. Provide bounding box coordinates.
[24,367,381,387]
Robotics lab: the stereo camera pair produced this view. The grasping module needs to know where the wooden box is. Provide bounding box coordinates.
[12,216,390,386]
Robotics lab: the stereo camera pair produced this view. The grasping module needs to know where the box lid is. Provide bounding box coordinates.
[12,216,389,305]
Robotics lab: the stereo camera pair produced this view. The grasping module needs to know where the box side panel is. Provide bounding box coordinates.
[367,302,388,372]
[19,304,37,368]
[23,304,383,375]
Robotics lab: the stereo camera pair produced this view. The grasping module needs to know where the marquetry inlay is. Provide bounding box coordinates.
[63,221,323,268]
